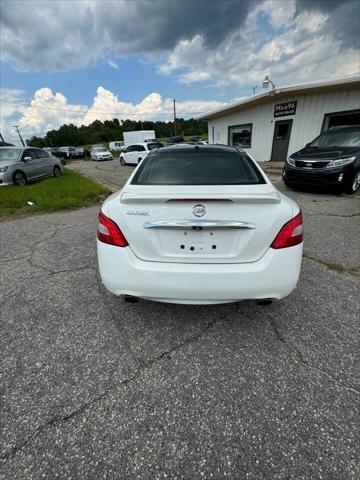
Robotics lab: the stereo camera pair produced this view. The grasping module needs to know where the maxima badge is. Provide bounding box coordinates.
[193,204,206,217]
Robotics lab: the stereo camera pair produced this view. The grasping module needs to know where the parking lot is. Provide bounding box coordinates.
[1,160,359,479]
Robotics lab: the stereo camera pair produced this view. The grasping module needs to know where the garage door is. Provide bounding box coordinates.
[322,109,360,131]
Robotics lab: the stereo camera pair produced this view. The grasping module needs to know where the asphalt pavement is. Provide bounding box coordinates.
[0,160,359,479]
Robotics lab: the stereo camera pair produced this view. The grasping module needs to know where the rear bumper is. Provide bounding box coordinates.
[284,164,354,187]
[97,242,303,304]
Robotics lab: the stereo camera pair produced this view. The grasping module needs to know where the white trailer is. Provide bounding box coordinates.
[123,130,156,147]
[109,141,124,151]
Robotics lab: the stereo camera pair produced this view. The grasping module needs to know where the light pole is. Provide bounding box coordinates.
[173,99,177,135]
[13,125,26,146]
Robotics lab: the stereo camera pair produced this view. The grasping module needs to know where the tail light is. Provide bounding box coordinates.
[97,211,128,247]
[271,211,303,249]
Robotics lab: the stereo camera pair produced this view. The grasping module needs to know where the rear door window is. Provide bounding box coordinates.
[132,149,265,185]
[35,150,49,158]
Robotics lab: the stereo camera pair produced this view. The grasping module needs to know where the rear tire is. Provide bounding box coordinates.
[138,157,142,164]
[344,170,360,194]
[13,170,27,186]
[53,166,61,178]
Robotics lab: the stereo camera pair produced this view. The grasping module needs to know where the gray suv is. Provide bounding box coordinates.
[0,147,64,186]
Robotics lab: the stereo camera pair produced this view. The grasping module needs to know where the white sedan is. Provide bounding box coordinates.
[119,142,163,166]
[97,144,303,305]
[90,146,113,161]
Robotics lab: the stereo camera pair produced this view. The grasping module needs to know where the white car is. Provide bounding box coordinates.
[90,146,113,161]
[97,144,303,305]
[119,142,163,166]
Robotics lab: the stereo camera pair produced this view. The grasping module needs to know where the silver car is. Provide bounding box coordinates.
[0,147,63,186]
[90,146,113,161]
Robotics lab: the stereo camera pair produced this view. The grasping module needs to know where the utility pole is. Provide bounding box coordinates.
[173,99,177,135]
[13,125,25,146]
[140,115,144,130]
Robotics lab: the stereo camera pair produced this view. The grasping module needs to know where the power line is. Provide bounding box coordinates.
[0,101,206,116]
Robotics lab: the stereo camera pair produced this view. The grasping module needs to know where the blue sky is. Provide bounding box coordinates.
[1,0,359,143]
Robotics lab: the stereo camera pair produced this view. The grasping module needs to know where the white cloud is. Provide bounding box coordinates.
[108,59,119,70]
[156,2,360,88]
[259,0,297,29]
[179,71,211,84]
[160,35,205,74]
[18,88,87,134]
[2,86,225,141]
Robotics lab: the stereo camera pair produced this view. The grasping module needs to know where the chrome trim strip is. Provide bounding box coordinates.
[143,220,256,229]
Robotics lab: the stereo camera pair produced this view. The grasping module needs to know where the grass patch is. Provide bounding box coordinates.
[0,168,111,221]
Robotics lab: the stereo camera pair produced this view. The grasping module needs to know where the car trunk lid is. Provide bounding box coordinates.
[108,184,293,264]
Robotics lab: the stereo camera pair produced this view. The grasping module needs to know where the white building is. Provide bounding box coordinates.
[198,77,360,162]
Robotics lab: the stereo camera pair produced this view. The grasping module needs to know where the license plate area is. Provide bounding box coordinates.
[157,227,240,257]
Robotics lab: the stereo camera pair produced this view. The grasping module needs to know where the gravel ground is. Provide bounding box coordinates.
[0,161,359,479]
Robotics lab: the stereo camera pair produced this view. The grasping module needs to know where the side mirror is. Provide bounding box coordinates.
[305,143,311,148]
[23,156,32,162]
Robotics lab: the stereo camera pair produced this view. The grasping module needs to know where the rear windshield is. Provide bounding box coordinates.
[131,150,265,185]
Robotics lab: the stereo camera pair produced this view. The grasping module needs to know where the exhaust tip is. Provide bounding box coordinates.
[124,295,139,303]
[256,299,273,306]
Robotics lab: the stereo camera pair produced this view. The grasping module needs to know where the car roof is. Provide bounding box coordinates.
[0,146,38,150]
[156,144,239,153]
[128,142,161,146]
[0,146,24,149]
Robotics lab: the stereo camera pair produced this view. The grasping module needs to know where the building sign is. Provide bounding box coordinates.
[274,101,297,117]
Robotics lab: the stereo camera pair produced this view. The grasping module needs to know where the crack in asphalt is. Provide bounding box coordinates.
[0,307,220,465]
[37,219,95,229]
[268,318,360,396]
[307,212,360,218]
[303,255,360,277]
[0,266,96,308]
[0,227,58,266]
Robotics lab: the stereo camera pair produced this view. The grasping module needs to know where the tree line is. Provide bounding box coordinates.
[27,118,208,147]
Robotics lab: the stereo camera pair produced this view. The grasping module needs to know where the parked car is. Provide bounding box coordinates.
[168,135,184,144]
[58,146,76,159]
[43,147,67,164]
[283,125,360,194]
[119,142,163,165]
[74,146,85,158]
[0,147,63,186]
[97,144,303,305]
[90,146,113,161]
